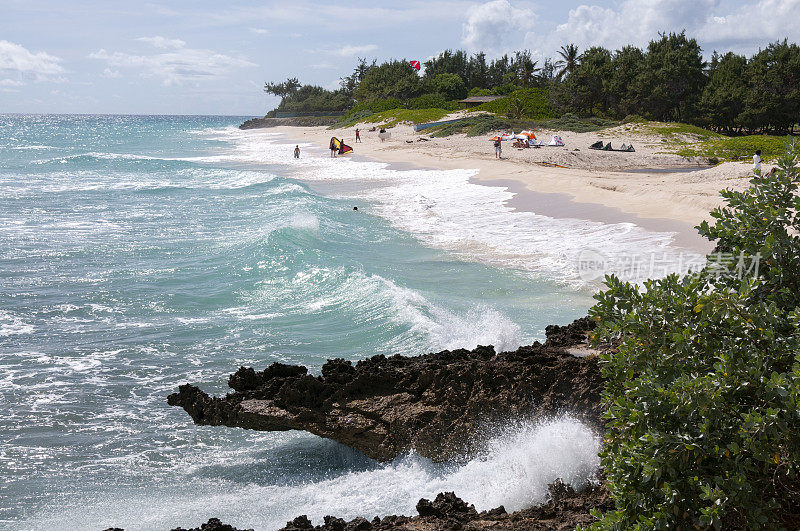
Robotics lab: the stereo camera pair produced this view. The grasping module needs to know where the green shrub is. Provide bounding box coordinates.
[621,114,648,124]
[408,93,448,109]
[368,99,404,113]
[428,115,519,137]
[536,113,617,133]
[470,88,557,120]
[468,87,493,97]
[587,143,800,530]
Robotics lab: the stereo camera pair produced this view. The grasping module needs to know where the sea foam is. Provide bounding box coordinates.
[200,127,701,287]
[22,417,600,531]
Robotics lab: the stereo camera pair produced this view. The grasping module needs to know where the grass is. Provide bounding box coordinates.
[427,115,521,137]
[331,108,451,129]
[621,121,791,162]
[674,135,792,161]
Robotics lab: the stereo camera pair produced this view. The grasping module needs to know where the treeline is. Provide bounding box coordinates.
[264,32,800,134]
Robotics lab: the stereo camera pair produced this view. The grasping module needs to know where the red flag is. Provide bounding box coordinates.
[410,60,420,70]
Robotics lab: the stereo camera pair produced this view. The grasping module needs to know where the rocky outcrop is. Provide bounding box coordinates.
[280,480,613,530]
[170,519,253,531]
[167,318,603,462]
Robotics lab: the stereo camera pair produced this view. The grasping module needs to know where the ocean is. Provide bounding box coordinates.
[1,114,685,530]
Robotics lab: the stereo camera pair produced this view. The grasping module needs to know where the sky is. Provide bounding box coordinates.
[1,0,798,116]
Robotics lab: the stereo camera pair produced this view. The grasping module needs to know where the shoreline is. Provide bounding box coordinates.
[269,124,723,254]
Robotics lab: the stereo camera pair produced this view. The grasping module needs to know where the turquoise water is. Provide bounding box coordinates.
[1,115,613,530]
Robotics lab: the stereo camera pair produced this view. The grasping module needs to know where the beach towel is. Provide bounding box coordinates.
[589,140,604,150]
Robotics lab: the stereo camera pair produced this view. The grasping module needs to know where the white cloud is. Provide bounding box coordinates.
[0,40,65,82]
[0,78,25,86]
[249,27,269,35]
[461,0,537,53]
[89,40,256,86]
[697,0,800,50]
[333,44,378,56]
[101,68,121,78]
[545,0,800,55]
[136,36,186,49]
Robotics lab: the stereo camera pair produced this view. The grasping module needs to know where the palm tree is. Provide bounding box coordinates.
[554,44,580,80]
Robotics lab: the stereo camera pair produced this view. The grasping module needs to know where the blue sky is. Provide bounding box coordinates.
[1,0,798,115]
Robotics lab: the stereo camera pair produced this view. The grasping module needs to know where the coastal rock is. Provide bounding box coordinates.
[278,480,613,530]
[167,318,603,462]
[170,518,253,531]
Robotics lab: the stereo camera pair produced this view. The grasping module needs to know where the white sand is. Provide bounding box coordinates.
[270,117,762,230]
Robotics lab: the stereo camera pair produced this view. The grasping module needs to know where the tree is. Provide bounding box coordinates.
[510,50,540,88]
[606,45,645,118]
[432,73,467,100]
[354,59,421,101]
[554,44,580,80]
[700,51,747,133]
[589,144,800,529]
[741,40,800,134]
[264,77,301,98]
[467,52,491,89]
[555,46,611,116]
[634,32,706,122]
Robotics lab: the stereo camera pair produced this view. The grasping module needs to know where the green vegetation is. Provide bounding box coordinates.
[537,113,617,133]
[587,143,800,529]
[674,135,792,162]
[334,108,451,130]
[264,33,798,137]
[468,88,557,120]
[426,115,520,138]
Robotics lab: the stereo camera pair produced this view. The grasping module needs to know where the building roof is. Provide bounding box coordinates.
[457,96,502,103]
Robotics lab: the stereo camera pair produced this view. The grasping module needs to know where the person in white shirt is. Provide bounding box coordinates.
[753,149,762,172]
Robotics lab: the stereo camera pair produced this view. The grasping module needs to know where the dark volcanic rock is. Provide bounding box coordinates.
[168,318,602,462]
[278,481,613,530]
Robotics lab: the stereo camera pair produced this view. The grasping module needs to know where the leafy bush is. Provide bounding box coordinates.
[587,143,800,530]
[468,87,493,97]
[536,113,617,133]
[428,115,519,137]
[368,99,404,113]
[431,73,468,100]
[621,114,648,124]
[470,88,557,120]
[407,94,460,111]
[408,93,448,109]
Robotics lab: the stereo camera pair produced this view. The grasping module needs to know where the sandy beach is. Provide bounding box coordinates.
[271,116,762,252]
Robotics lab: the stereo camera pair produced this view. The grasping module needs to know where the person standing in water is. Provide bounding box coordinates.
[355,128,361,143]
[753,149,762,172]
[294,145,300,159]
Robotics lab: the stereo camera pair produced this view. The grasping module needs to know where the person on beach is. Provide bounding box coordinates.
[494,138,502,159]
[330,138,337,158]
[294,145,300,159]
[355,128,361,143]
[753,149,762,172]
